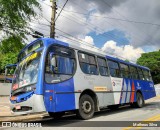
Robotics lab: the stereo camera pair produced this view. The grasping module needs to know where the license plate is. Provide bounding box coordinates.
[15,105,21,110]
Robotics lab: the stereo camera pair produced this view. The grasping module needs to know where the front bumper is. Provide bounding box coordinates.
[10,94,46,115]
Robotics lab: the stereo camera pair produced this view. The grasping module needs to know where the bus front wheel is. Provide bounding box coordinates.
[130,92,144,108]
[77,94,95,120]
[48,112,64,119]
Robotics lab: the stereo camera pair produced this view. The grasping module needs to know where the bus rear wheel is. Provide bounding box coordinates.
[77,94,95,120]
[135,92,144,108]
[48,112,64,119]
[130,92,144,108]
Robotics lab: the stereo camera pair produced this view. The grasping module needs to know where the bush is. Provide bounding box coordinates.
[0,52,18,74]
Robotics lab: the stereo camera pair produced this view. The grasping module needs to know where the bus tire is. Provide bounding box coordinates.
[48,112,64,119]
[77,94,95,120]
[135,92,144,108]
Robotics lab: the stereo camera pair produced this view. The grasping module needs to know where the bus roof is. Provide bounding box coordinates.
[19,38,149,70]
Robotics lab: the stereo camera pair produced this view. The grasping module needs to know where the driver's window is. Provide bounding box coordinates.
[45,45,76,83]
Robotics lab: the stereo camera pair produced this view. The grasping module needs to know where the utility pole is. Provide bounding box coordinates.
[50,0,57,38]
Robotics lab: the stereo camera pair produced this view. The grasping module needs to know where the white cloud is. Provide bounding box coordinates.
[102,40,144,62]
[26,0,160,52]
[83,36,94,45]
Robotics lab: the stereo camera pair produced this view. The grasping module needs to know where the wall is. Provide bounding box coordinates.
[155,84,160,96]
[0,83,11,96]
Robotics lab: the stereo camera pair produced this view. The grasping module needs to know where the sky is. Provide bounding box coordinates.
[29,0,160,62]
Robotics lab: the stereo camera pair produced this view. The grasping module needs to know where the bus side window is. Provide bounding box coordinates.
[120,63,130,78]
[149,71,153,81]
[130,66,139,79]
[137,68,144,80]
[97,57,109,76]
[78,52,98,75]
[143,69,152,81]
[108,60,121,77]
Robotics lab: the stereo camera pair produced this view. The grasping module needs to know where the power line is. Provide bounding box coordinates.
[60,3,153,46]
[56,33,84,44]
[38,0,152,46]
[29,24,49,32]
[41,16,51,24]
[101,0,155,45]
[38,0,52,8]
[56,30,136,63]
[60,12,133,45]
[55,0,69,22]
[61,9,160,27]
[29,21,50,27]
[59,2,144,45]
[63,1,156,47]
[56,27,94,46]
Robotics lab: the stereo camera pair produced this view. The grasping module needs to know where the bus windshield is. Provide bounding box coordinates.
[12,51,42,93]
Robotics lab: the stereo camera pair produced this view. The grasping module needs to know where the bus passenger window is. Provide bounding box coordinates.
[45,46,76,83]
[143,69,152,81]
[78,52,98,75]
[130,66,139,79]
[120,63,130,78]
[97,57,109,76]
[137,68,144,80]
[108,60,121,77]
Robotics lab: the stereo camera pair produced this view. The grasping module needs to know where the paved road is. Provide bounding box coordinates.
[0,96,11,116]
[0,96,160,130]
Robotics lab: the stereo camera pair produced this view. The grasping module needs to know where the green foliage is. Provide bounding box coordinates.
[0,35,25,54]
[125,59,130,62]
[0,52,18,74]
[137,50,160,84]
[0,36,25,73]
[0,0,41,37]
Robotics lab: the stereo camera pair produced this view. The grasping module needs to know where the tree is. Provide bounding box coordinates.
[0,0,41,37]
[125,59,130,62]
[137,50,160,84]
[0,52,18,74]
[0,35,25,54]
[0,36,25,73]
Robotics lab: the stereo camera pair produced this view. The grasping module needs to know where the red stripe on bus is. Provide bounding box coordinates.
[130,81,135,103]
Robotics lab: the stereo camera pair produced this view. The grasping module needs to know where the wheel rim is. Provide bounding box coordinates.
[82,101,92,113]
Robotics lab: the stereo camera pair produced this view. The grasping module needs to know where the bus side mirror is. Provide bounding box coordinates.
[49,52,57,73]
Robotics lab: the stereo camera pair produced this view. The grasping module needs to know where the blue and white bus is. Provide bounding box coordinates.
[9,38,156,119]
